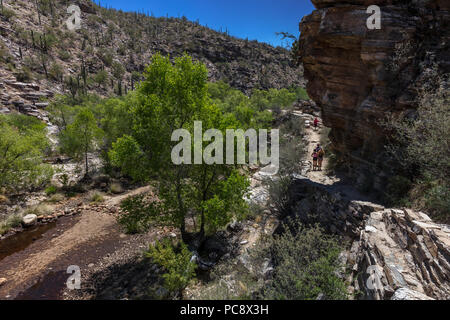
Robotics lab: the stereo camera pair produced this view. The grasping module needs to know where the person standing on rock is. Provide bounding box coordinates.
[312,150,318,171]
[316,144,325,171]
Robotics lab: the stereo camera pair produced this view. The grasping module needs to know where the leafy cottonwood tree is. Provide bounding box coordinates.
[110,54,250,244]
[60,108,103,177]
[0,114,53,192]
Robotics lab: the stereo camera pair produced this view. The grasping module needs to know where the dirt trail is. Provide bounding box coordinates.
[302,119,372,202]
[0,186,152,299]
[305,125,335,185]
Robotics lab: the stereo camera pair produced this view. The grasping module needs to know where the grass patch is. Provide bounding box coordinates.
[47,193,65,203]
[24,203,53,217]
[109,183,124,194]
[0,213,23,235]
[90,191,105,203]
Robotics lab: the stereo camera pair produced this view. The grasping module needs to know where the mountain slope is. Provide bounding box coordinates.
[0,0,304,114]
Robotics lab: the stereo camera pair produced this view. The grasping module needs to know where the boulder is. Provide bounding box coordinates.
[22,214,38,227]
[391,288,435,301]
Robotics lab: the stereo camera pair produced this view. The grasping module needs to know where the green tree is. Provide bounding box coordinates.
[111,54,250,244]
[0,114,53,192]
[60,108,103,177]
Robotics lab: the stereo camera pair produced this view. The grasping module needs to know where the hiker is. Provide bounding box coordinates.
[313,117,319,131]
[316,144,325,171]
[312,150,318,171]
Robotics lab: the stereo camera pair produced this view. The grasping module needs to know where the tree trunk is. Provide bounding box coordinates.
[85,150,89,177]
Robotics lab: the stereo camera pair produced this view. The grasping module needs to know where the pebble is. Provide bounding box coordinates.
[0,278,7,287]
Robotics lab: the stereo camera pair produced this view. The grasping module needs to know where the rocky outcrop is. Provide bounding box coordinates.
[350,207,450,300]
[297,0,449,189]
[287,177,450,300]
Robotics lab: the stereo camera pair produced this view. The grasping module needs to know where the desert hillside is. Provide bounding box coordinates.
[0,0,304,115]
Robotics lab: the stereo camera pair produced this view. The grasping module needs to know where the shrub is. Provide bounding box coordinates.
[49,63,63,81]
[266,175,293,216]
[58,50,71,61]
[260,219,348,300]
[93,70,108,87]
[385,175,412,205]
[98,49,114,67]
[145,239,197,297]
[45,185,58,196]
[0,8,15,21]
[423,180,450,222]
[384,72,449,220]
[118,194,155,234]
[111,61,125,80]
[14,67,33,82]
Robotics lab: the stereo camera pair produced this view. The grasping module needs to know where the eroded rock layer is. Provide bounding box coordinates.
[298,0,449,188]
[287,177,450,300]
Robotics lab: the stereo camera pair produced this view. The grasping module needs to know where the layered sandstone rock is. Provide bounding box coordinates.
[350,208,450,300]
[297,0,449,188]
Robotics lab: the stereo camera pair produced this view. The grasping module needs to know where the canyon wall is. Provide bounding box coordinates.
[298,0,449,189]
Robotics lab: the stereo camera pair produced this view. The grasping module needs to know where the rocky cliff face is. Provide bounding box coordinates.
[297,0,449,189]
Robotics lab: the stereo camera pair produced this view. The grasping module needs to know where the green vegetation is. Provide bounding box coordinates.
[59,108,103,177]
[110,54,250,242]
[259,219,348,300]
[0,114,53,193]
[385,77,449,221]
[208,81,307,129]
[89,191,105,203]
[44,185,57,196]
[146,239,197,297]
[0,213,22,236]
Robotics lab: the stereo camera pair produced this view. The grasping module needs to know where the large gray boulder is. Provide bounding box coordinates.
[22,214,38,227]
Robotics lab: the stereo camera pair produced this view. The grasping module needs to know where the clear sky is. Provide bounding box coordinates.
[98,0,315,47]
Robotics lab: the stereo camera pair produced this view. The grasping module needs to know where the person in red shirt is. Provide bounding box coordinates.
[313,118,319,130]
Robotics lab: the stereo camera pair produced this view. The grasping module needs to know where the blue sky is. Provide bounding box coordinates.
[97,0,315,47]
